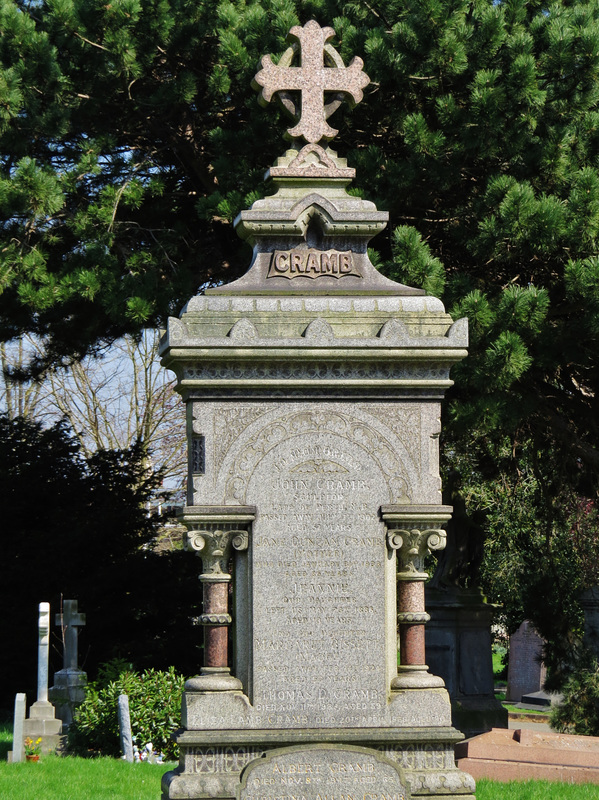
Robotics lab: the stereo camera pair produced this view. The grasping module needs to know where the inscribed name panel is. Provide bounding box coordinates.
[245,421,391,728]
[238,745,409,800]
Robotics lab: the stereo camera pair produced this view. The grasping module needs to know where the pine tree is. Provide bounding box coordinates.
[2,0,599,676]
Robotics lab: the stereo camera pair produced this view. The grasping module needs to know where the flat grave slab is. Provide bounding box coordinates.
[456,727,599,783]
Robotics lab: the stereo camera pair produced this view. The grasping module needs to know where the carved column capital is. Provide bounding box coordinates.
[382,505,452,581]
[386,528,447,579]
[180,505,255,692]
[185,526,250,581]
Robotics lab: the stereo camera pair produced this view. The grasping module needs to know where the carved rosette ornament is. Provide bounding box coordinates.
[382,505,452,689]
[182,508,254,692]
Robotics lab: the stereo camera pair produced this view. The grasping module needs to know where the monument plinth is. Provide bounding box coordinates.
[161,21,474,800]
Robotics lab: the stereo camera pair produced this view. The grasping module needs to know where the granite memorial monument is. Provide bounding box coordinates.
[161,21,475,800]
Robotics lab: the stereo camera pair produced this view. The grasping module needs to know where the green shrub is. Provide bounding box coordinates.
[68,666,186,760]
[551,653,599,736]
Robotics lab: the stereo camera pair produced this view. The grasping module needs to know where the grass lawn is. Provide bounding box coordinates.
[0,755,172,800]
[1,759,599,800]
[0,722,175,799]
[2,724,599,800]
[476,780,599,800]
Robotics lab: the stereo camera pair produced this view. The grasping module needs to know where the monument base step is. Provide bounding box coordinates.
[163,727,475,800]
[457,757,599,783]
[455,727,599,783]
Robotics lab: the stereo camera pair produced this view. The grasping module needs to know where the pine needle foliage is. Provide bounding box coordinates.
[1,0,599,688]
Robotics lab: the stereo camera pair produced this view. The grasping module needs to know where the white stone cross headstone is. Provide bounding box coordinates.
[55,599,86,670]
[37,602,50,703]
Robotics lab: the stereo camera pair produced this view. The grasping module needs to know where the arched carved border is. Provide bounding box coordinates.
[217,408,416,505]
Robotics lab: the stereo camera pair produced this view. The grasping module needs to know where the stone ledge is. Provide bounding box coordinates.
[173,727,464,746]
[188,296,445,313]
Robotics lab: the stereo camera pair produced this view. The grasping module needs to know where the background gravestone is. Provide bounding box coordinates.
[161,21,474,800]
[48,599,87,729]
[506,620,546,703]
[7,693,26,763]
[580,587,599,658]
[425,586,508,736]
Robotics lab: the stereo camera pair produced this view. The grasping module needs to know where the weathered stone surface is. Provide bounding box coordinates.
[24,603,62,753]
[239,745,409,800]
[163,729,474,800]
[252,21,369,144]
[118,694,134,763]
[9,693,26,763]
[160,19,473,800]
[425,587,507,737]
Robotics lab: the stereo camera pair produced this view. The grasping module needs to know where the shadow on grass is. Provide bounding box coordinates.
[0,721,12,761]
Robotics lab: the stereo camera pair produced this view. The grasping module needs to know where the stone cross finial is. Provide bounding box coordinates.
[55,600,86,671]
[253,20,369,143]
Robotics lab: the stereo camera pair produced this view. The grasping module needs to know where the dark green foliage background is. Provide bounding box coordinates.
[0,415,199,715]
[1,0,599,692]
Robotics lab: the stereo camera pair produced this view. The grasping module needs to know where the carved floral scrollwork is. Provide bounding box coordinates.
[386,527,447,578]
[185,528,249,578]
[231,531,249,552]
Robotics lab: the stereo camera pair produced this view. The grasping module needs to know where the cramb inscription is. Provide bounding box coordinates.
[267,250,362,279]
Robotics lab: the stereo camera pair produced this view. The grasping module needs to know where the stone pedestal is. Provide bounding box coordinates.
[48,669,87,729]
[23,701,62,754]
[425,587,508,738]
[160,20,474,800]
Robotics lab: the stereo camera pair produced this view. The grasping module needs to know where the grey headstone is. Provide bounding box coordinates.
[506,621,546,702]
[118,694,134,763]
[10,693,26,763]
[50,599,87,729]
[580,586,599,657]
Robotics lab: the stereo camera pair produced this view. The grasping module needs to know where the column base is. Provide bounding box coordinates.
[185,668,243,692]
[392,665,445,689]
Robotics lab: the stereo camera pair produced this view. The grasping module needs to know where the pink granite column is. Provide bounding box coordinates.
[382,505,452,689]
[398,580,427,667]
[202,581,230,669]
[185,525,250,691]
